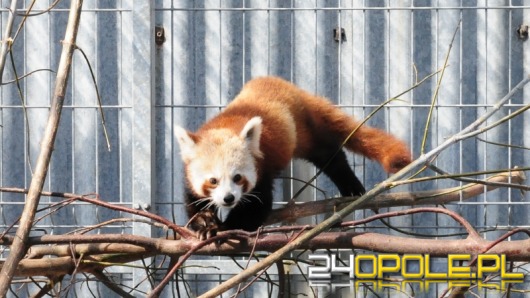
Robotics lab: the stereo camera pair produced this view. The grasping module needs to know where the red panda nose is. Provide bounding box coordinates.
[224,194,235,205]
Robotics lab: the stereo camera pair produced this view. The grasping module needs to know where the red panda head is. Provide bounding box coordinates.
[175,117,263,218]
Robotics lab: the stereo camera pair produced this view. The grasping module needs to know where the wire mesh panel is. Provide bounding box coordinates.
[0,0,529,297]
[0,1,140,296]
[157,1,530,297]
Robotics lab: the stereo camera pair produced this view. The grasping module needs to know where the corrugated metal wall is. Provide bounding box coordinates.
[1,0,529,297]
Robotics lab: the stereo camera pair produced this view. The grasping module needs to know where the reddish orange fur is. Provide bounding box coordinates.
[196,76,411,175]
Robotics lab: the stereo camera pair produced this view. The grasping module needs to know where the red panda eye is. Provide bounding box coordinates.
[233,174,242,183]
[209,178,218,185]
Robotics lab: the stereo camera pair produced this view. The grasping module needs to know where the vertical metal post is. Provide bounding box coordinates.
[477,0,510,240]
[432,1,462,237]
[524,4,530,201]
[131,0,155,292]
[388,0,413,232]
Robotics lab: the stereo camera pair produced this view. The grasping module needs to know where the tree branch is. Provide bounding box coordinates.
[0,1,84,293]
[266,169,526,225]
[0,0,19,82]
[2,211,530,279]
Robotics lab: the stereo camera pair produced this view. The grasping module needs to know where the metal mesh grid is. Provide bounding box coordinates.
[0,1,137,296]
[0,1,134,221]
[0,0,528,297]
[156,1,530,297]
[159,2,529,221]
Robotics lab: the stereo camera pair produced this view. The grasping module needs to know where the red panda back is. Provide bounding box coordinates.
[230,77,411,173]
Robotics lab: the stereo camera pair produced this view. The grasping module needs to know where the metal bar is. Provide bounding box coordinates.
[130,0,154,292]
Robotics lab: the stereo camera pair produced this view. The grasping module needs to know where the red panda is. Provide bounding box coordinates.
[175,77,411,238]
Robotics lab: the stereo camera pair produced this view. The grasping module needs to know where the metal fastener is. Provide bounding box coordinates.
[516,24,528,41]
[333,27,346,43]
[155,26,166,46]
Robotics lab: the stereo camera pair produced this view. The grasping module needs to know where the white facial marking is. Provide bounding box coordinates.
[185,129,258,213]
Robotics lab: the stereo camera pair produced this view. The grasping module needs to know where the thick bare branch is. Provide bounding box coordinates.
[0,1,84,293]
[266,169,526,224]
[3,227,530,278]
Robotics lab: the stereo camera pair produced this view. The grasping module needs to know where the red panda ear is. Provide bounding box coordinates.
[240,117,263,158]
[174,126,197,162]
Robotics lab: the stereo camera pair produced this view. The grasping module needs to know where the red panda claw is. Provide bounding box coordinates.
[187,210,220,240]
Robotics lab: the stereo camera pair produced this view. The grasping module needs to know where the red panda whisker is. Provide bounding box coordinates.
[202,200,217,211]
[243,193,263,205]
[187,197,211,207]
[239,197,251,204]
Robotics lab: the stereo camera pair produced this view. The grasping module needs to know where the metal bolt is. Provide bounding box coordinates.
[333,27,346,43]
[516,24,528,41]
[155,26,166,46]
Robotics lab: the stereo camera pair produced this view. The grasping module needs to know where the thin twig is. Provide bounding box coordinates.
[389,166,529,190]
[0,187,194,238]
[73,44,112,151]
[8,45,34,175]
[29,275,64,298]
[477,137,530,151]
[421,19,461,154]
[90,269,136,298]
[11,0,37,42]
[0,0,19,82]
[1,68,55,85]
[15,0,62,17]
[339,207,481,240]
[458,102,530,140]
[148,232,251,297]
[426,164,529,190]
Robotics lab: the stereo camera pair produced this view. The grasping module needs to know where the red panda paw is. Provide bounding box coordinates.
[382,153,412,174]
[186,210,220,240]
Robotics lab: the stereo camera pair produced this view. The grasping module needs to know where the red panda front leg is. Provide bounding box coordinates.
[185,188,221,240]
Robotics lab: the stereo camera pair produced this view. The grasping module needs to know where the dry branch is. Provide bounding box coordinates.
[0,188,195,239]
[2,208,530,278]
[0,0,18,82]
[266,169,526,224]
[0,1,84,294]
[1,169,521,239]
